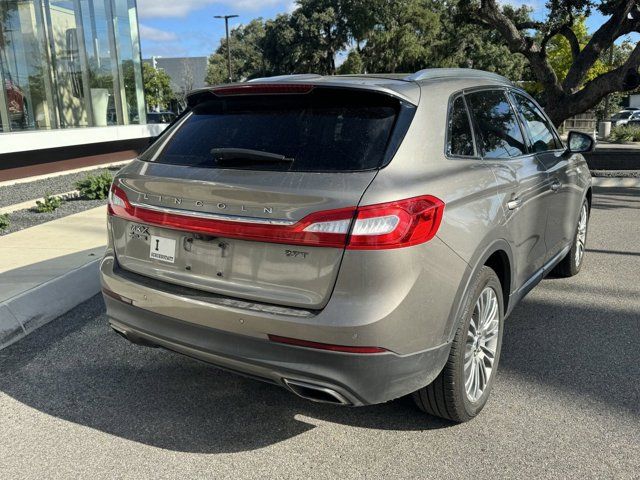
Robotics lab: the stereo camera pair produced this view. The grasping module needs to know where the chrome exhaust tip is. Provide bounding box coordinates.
[110,324,158,348]
[283,379,351,405]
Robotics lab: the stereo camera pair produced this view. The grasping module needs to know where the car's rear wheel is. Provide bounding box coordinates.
[413,266,504,423]
[552,199,589,278]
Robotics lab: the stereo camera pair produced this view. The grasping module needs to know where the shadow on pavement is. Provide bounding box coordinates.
[1,285,637,454]
[501,293,639,416]
[0,296,449,454]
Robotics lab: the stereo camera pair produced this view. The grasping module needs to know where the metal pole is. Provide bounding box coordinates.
[603,46,614,117]
[224,17,231,82]
[214,15,238,83]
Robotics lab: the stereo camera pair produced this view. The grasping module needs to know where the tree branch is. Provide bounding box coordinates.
[476,0,563,96]
[563,0,639,92]
[558,25,580,60]
[568,42,640,118]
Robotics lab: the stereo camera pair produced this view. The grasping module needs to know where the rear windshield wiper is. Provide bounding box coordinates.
[210,148,294,164]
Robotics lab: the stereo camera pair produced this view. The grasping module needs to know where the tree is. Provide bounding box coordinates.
[142,63,173,111]
[431,1,528,80]
[460,0,640,125]
[206,19,268,84]
[360,0,441,73]
[337,49,364,74]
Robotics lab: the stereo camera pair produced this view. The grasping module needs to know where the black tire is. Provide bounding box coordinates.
[551,199,589,278]
[413,266,504,423]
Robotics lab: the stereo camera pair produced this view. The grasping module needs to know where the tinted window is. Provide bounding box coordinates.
[513,93,561,152]
[142,88,403,172]
[466,90,526,159]
[612,111,632,120]
[447,96,475,156]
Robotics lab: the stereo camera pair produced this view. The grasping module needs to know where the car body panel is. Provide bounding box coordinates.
[101,69,591,406]
[112,160,378,309]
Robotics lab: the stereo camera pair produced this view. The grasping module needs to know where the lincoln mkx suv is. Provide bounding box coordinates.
[101,69,593,422]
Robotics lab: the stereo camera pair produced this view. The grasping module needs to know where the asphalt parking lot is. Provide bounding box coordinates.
[1,186,639,479]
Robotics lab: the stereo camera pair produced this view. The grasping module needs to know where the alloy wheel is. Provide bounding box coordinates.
[464,286,500,403]
[575,203,588,267]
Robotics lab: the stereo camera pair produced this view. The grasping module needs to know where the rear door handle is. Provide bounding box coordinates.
[507,198,521,210]
[551,179,561,192]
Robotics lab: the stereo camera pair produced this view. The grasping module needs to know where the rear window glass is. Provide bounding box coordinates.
[142,88,403,172]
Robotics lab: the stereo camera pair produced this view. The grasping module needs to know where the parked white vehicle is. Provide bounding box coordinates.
[611,109,640,126]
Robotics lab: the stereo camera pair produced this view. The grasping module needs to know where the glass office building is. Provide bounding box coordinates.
[0,0,146,134]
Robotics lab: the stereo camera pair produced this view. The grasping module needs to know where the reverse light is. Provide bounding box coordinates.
[301,195,444,250]
[108,183,444,250]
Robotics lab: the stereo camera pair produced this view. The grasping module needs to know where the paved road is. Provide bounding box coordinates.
[1,187,639,479]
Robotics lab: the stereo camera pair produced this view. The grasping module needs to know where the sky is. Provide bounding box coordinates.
[137,0,633,60]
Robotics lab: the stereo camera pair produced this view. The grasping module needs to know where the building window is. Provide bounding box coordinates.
[0,0,146,133]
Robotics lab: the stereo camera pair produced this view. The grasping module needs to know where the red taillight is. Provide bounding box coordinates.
[303,195,444,250]
[211,83,314,96]
[108,184,444,250]
[268,335,387,354]
[108,183,354,248]
[347,196,445,250]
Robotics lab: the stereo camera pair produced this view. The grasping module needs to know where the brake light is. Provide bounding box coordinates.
[211,83,314,96]
[349,196,444,249]
[108,183,353,248]
[108,184,444,250]
[268,335,387,354]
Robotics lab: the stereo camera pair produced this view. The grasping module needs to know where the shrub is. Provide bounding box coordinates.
[75,170,113,200]
[34,193,63,213]
[609,125,640,144]
[0,213,9,232]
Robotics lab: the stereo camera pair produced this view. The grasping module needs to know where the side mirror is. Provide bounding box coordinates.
[566,131,595,154]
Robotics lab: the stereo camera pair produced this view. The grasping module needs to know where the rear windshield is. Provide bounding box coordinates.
[141,88,405,172]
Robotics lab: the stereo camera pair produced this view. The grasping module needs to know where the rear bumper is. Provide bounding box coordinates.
[105,296,450,406]
[101,255,452,406]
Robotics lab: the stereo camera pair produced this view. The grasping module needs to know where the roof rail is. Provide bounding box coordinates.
[248,74,324,83]
[405,68,512,85]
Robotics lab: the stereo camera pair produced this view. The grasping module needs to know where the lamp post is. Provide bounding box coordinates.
[214,14,239,83]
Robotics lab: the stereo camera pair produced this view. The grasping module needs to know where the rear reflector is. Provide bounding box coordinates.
[211,83,314,96]
[268,335,387,354]
[108,183,444,250]
[102,287,133,305]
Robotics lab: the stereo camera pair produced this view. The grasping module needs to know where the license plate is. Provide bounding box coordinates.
[149,235,176,263]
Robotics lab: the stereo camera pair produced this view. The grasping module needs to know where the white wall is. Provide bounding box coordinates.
[0,124,166,155]
[628,94,640,109]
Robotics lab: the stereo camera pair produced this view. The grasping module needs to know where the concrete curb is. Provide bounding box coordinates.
[592,177,640,188]
[0,258,101,350]
[0,190,81,215]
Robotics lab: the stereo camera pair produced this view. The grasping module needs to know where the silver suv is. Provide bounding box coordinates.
[101,69,593,422]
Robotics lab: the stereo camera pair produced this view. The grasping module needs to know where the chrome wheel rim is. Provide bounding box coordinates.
[575,204,588,267]
[464,286,500,403]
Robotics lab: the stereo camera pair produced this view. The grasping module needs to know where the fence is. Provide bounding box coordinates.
[558,112,597,137]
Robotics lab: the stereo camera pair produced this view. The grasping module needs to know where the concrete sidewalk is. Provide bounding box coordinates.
[0,206,106,349]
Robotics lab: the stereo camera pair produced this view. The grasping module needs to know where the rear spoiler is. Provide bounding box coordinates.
[186,82,419,108]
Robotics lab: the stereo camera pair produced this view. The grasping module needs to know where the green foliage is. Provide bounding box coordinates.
[206,19,269,84]
[360,0,441,73]
[609,125,640,144]
[75,171,113,200]
[0,213,9,232]
[206,0,529,83]
[142,63,174,111]
[547,19,594,83]
[337,50,364,74]
[34,194,63,213]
